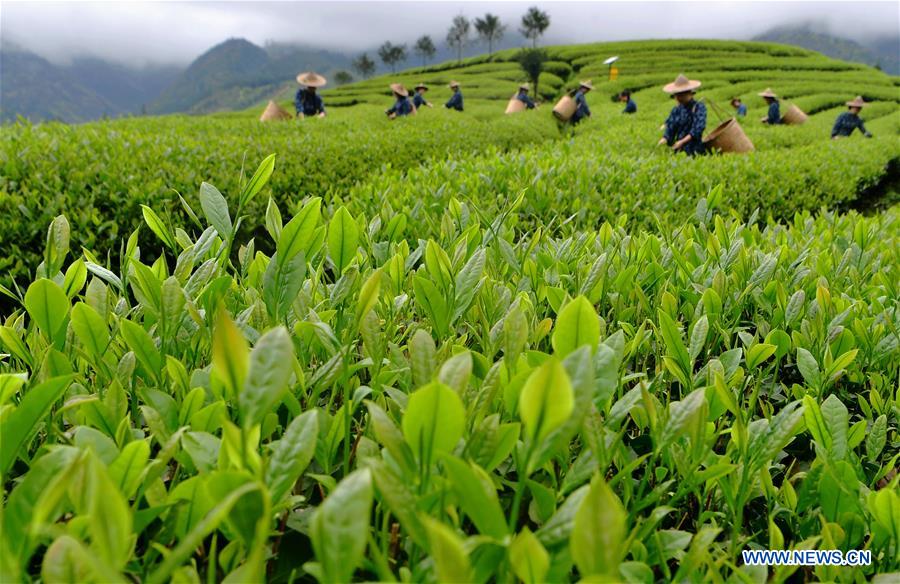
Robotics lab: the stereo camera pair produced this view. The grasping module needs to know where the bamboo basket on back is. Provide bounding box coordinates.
[781,103,808,125]
[505,96,527,114]
[703,118,754,154]
[552,95,576,121]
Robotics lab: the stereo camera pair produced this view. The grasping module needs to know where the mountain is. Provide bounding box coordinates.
[148,39,352,114]
[1,48,117,123]
[67,58,181,114]
[0,44,182,123]
[753,25,899,74]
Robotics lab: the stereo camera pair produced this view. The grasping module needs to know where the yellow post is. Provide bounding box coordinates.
[609,66,619,81]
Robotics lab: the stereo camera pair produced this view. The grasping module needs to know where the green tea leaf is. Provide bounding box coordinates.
[519,356,574,443]
[402,382,465,465]
[265,410,318,503]
[552,295,600,357]
[571,473,627,579]
[509,527,549,584]
[199,182,232,239]
[0,376,73,476]
[327,206,359,275]
[25,278,69,343]
[239,326,293,427]
[310,469,373,584]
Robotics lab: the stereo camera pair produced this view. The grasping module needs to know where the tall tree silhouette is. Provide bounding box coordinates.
[520,6,551,48]
[352,53,375,79]
[474,13,506,58]
[414,35,437,67]
[378,42,407,73]
[446,15,471,63]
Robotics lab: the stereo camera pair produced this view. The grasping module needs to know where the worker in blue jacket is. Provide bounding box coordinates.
[570,80,593,124]
[620,90,637,114]
[516,83,536,109]
[832,96,873,138]
[294,72,327,118]
[412,83,433,110]
[731,97,747,117]
[758,88,781,124]
[658,74,707,156]
[445,81,463,111]
[386,83,414,119]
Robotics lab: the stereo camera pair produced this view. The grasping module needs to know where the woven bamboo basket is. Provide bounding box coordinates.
[703,118,754,153]
[552,95,577,121]
[505,96,527,114]
[782,103,808,125]
[260,100,292,122]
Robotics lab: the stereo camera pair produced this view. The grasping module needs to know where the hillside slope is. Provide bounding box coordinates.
[148,39,352,114]
[754,25,899,74]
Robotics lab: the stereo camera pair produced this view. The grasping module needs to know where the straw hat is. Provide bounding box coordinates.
[519,82,530,91]
[415,82,428,91]
[579,80,594,90]
[663,74,700,94]
[390,83,409,97]
[845,96,866,108]
[757,88,777,98]
[449,80,460,88]
[296,72,327,87]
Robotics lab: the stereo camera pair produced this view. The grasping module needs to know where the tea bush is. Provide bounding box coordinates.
[1,159,898,582]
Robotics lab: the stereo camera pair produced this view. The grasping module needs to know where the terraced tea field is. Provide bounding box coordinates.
[1,40,898,583]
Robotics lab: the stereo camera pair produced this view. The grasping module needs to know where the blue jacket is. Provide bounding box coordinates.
[295,89,325,116]
[664,100,707,156]
[831,112,871,138]
[766,101,781,124]
[571,91,591,123]
[735,103,747,117]
[387,97,413,117]
[516,91,536,109]
[622,98,637,114]
[445,91,463,111]
[413,93,428,108]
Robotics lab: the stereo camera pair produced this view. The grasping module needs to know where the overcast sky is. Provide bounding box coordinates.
[2,1,898,67]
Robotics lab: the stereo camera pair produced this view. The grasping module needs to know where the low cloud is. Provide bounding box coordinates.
[2,1,897,66]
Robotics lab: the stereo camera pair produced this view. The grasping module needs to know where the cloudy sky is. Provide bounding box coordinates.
[2,1,898,66]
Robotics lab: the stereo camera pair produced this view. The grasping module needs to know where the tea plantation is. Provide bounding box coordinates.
[1,40,898,583]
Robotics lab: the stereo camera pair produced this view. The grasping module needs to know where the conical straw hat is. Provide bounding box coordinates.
[579,79,594,90]
[260,100,292,122]
[296,72,327,87]
[449,80,460,88]
[518,82,530,91]
[757,88,777,98]
[390,83,409,97]
[845,95,866,107]
[415,82,428,91]
[663,74,700,94]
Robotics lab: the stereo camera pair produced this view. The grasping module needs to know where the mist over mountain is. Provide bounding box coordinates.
[148,39,352,115]
[754,24,899,74]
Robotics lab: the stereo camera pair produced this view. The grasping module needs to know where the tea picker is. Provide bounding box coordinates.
[445,81,464,112]
[295,72,327,119]
[386,83,415,119]
[758,88,781,125]
[413,83,433,110]
[552,80,593,125]
[657,74,707,156]
[832,96,873,139]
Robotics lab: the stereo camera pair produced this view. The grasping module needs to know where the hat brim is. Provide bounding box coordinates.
[296,74,326,87]
[845,100,866,108]
[757,91,777,98]
[390,84,409,97]
[415,85,428,91]
[663,80,700,94]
